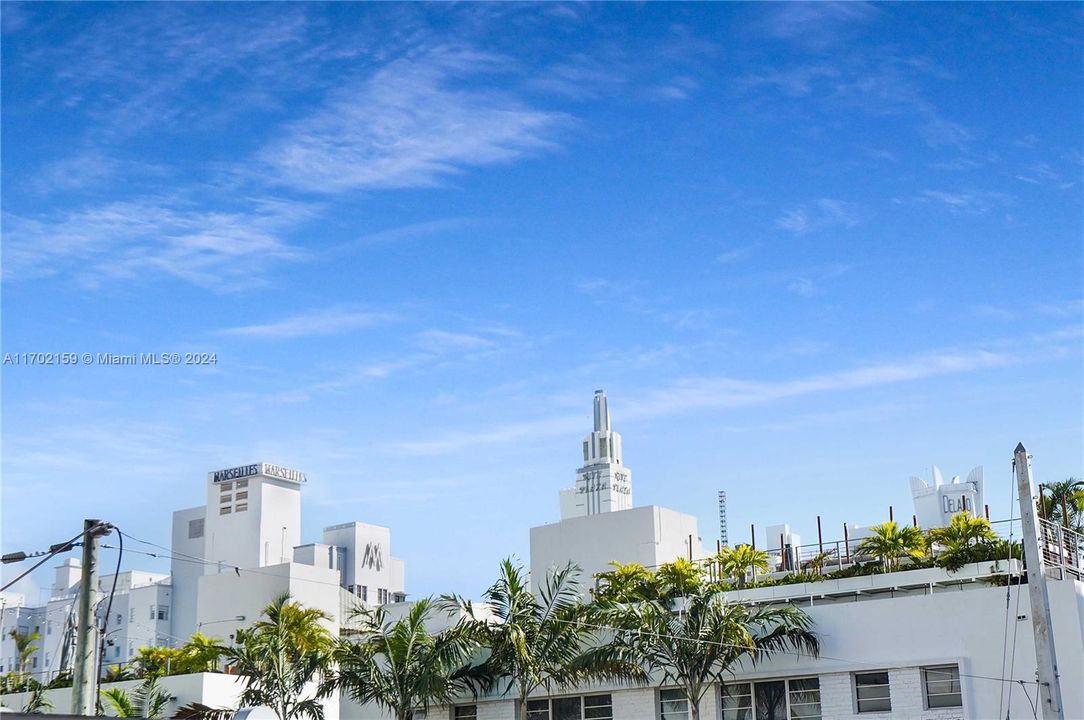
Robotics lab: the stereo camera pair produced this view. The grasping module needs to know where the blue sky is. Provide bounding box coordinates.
[2,2,1082,601]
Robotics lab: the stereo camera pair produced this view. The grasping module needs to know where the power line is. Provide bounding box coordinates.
[548,616,1040,688]
[110,530,360,595]
[0,524,103,594]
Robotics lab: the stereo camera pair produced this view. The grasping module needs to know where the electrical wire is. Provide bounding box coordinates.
[94,525,123,714]
[0,524,97,593]
[547,616,1040,688]
[117,532,1041,689]
[999,459,1018,720]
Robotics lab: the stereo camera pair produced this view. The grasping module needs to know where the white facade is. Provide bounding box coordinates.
[322,521,406,605]
[535,392,705,589]
[531,506,705,589]
[341,564,1084,720]
[0,564,170,683]
[559,391,633,519]
[910,466,984,529]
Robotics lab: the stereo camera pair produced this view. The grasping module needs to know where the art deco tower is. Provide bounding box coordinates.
[559,390,633,519]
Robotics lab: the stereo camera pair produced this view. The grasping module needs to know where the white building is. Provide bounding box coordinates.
[534,390,706,588]
[1,460,407,687]
[910,466,984,530]
[167,461,407,648]
[559,390,633,519]
[3,398,1083,720]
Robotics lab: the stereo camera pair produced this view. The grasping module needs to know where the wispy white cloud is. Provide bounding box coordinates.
[216,309,399,339]
[715,244,759,264]
[390,337,1067,456]
[754,2,879,51]
[29,5,315,134]
[415,329,498,352]
[258,47,569,192]
[917,189,1014,215]
[775,198,859,235]
[3,196,310,288]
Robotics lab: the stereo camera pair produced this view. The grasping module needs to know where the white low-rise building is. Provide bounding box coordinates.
[2,391,1082,720]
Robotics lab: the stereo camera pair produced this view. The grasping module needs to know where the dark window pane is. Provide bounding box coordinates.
[754,680,786,720]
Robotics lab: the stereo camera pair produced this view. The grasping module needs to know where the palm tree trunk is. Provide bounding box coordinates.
[519,688,530,720]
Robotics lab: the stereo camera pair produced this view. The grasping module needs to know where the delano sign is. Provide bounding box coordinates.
[211,462,307,484]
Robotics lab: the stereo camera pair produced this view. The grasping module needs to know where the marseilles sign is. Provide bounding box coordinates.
[211,463,307,484]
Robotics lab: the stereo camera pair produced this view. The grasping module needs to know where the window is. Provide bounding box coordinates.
[523,696,612,720]
[235,491,248,501]
[129,608,135,623]
[583,695,612,720]
[235,503,248,512]
[114,646,121,658]
[149,606,155,621]
[236,479,248,489]
[788,678,821,720]
[116,613,123,625]
[32,657,38,668]
[454,706,477,720]
[722,679,819,720]
[553,697,581,720]
[188,518,205,539]
[157,606,169,621]
[583,441,589,462]
[722,683,752,720]
[660,688,689,720]
[754,680,785,720]
[220,494,232,504]
[361,586,368,602]
[220,482,233,491]
[46,622,52,635]
[855,672,891,713]
[923,666,962,709]
[220,506,231,515]
[526,699,549,720]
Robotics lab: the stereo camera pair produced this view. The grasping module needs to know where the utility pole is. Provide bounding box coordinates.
[70,519,102,717]
[1014,443,1065,720]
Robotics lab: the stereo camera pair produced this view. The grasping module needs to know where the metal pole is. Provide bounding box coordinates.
[1014,443,1065,720]
[889,505,894,523]
[912,514,918,528]
[779,533,786,572]
[71,519,101,716]
[844,524,851,563]
[817,516,823,555]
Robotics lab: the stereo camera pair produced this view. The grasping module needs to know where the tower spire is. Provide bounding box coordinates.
[558,390,633,519]
[593,389,611,432]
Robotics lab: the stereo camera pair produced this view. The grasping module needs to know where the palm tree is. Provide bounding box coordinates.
[332,598,485,720]
[1039,478,1084,533]
[928,511,996,550]
[179,632,225,673]
[593,562,656,603]
[856,521,926,572]
[103,664,136,683]
[801,550,836,576]
[595,582,818,720]
[715,545,770,588]
[655,558,704,597]
[99,676,175,718]
[222,593,334,720]
[21,678,52,714]
[441,559,646,720]
[8,629,40,677]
